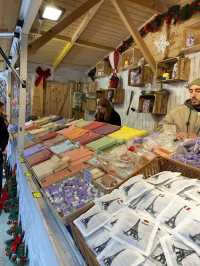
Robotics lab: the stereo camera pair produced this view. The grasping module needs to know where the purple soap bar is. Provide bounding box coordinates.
[24,144,44,158]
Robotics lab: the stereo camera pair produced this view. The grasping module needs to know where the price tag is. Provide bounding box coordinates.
[32,192,42,198]
[19,156,24,163]
[25,171,32,177]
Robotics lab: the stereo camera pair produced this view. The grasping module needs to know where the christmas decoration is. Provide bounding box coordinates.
[34,66,51,87]
[154,34,170,54]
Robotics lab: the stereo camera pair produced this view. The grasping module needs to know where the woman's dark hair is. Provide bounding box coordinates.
[96,98,113,122]
[0,101,4,108]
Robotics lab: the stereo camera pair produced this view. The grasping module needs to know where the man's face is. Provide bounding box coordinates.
[188,85,200,106]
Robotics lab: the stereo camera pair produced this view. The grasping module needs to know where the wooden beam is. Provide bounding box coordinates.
[53,0,104,69]
[127,0,168,13]
[28,0,101,55]
[111,0,156,73]
[30,31,115,51]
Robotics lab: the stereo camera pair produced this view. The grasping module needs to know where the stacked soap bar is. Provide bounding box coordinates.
[73,131,101,145]
[109,126,148,141]
[86,136,122,152]
[25,149,53,167]
[92,124,120,135]
[24,144,44,158]
[44,174,103,217]
[49,140,79,154]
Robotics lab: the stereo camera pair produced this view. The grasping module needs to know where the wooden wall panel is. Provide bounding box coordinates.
[44,81,75,118]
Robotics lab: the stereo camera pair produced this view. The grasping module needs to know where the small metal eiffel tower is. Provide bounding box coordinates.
[94,238,111,254]
[129,194,146,210]
[80,212,99,228]
[101,198,119,210]
[165,206,186,229]
[151,252,167,265]
[123,181,138,196]
[189,232,200,246]
[103,249,125,266]
[145,194,161,217]
[172,244,195,264]
[123,219,141,241]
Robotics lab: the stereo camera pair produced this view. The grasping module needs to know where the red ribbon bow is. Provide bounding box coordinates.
[35,67,51,87]
[11,234,22,252]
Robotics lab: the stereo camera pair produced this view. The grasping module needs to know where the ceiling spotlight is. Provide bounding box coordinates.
[42,6,63,21]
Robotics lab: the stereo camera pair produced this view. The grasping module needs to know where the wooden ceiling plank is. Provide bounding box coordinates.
[127,0,167,13]
[111,0,156,73]
[53,0,104,69]
[30,31,115,51]
[28,0,101,55]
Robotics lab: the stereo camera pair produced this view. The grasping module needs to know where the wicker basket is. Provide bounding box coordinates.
[70,156,200,266]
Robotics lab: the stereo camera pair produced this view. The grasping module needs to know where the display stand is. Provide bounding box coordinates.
[7,141,86,266]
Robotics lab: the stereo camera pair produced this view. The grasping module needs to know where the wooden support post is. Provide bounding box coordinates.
[6,70,11,123]
[18,34,28,152]
[53,0,104,69]
[111,0,156,73]
[28,0,101,55]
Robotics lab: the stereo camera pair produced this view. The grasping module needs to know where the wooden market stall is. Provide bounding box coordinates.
[1,0,200,266]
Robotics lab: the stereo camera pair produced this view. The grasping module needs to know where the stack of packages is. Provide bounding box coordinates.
[73,170,200,266]
[22,116,149,220]
[172,138,200,168]
[2,163,28,265]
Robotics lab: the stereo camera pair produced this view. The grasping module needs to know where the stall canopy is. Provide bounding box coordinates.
[0,0,188,72]
[28,0,184,72]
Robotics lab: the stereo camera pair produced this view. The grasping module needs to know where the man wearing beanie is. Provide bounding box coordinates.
[163,79,200,139]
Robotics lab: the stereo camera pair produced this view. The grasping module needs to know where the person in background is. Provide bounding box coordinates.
[95,97,121,126]
[0,101,9,196]
[163,79,200,139]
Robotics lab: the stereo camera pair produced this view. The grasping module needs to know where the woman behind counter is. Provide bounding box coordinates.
[95,98,121,126]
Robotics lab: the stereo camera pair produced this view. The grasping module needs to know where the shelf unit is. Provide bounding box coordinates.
[138,90,169,115]
[156,56,190,82]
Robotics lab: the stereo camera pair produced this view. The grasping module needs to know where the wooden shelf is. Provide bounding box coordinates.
[138,90,169,115]
[159,79,187,83]
[181,44,200,55]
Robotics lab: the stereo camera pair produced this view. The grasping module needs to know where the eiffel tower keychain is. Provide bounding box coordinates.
[145,194,161,217]
[123,181,138,196]
[80,212,99,228]
[129,193,146,210]
[172,244,195,264]
[165,206,187,229]
[101,198,119,211]
[189,232,200,246]
[103,249,125,266]
[94,238,111,254]
[151,252,167,265]
[123,219,141,241]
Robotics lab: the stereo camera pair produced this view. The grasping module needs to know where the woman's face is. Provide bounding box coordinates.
[98,105,106,114]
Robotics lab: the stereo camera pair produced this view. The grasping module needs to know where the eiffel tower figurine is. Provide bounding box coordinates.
[103,249,125,266]
[151,252,167,265]
[172,244,195,264]
[165,206,186,229]
[94,238,111,254]
[123,219,141,241]
[123,181,138,196]
[145,194,161,217]
[101,198,119,210]
[80,212,99,228]
[129,194,146,210]
[189,232,200,246]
